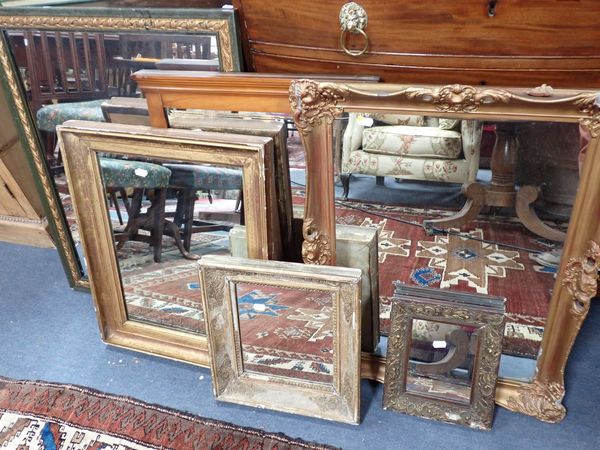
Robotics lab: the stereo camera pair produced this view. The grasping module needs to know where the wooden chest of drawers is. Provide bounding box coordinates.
[233,0,600,88]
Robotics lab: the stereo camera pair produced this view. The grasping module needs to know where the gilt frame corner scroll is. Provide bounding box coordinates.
[56,120,274,367]
[290,79,600,422]
[0,7,242,289]
[199,254,363,424]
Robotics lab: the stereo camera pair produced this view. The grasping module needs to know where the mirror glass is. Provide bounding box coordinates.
[98,156,241,335]
[407,319,478,404]
[334,113,580,382]
[234,281,334,384]
[2,22,223,279]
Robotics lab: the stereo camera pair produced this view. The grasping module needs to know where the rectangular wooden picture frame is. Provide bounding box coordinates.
[199,255,363,424]
[57,120,277,366]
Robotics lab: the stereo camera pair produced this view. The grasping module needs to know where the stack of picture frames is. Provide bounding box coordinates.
[7,5,598,425]
[55,70,600,428]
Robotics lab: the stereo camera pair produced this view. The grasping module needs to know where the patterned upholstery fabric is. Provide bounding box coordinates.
[343,150,470,183]
[165,164,243,190]
[371,114,425,126]
[37,99,106,132]
[362,125,463,159]
[99,158,171,189]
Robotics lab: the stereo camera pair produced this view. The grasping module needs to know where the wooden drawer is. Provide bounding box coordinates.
[234,0,600,87]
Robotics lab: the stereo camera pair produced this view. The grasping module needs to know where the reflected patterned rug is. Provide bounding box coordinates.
[0,377,335,450]
[331,200,563,359]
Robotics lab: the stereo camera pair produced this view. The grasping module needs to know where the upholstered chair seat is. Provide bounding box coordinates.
[37,99,106,133]
[340,114,483,199]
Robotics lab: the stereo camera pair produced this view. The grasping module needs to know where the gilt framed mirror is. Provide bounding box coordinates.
[57,120,275,365]
[290,79,600,422]
[0,6,242,288]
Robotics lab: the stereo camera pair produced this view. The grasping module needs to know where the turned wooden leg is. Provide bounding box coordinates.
[340,173,351,200]
[516,185,567,242]
[151,188,166,263]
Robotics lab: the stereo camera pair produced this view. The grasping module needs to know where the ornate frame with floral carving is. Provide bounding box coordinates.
[57,120,275,366]
[0,7,242,288]
[290,79,600,423]
[199,254,362,424]
[384,284,505,429]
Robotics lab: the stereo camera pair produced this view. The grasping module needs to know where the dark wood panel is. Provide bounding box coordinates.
[234,0,600,87]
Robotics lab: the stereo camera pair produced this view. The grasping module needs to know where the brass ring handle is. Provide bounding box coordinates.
[339,28,369,57]
[339,2,369,57]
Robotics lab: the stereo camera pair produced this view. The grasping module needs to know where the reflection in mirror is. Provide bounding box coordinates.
[234,282,334,384]
[98,156,241,335]
[407,319,478,405]
[3,27,221,278]
[333,114,581,382]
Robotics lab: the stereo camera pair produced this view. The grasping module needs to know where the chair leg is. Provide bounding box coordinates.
[376,176,385,186]
[109,190,124,225]
[151,188,166,263]
[183,189,195,252]
[340,173,351,200]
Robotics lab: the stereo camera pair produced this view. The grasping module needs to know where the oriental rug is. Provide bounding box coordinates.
[331,200,562,358]
[0,377,335,450]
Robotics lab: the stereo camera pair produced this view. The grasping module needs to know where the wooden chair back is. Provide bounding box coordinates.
[23,31,109,113]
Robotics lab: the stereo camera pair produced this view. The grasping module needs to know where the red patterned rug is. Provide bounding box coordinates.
[331,200,562,358]
[0,377,336,450]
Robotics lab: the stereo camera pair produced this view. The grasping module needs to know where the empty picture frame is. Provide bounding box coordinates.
[199,255,363,424]
[384,284,505,429]
[57,120,277,366]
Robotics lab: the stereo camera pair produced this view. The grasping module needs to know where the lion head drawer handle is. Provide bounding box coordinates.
[339,2,369,57]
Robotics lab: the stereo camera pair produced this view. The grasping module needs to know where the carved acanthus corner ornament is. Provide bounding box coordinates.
[562,240,600,316]
[301,218,332,265]
[402,84,512,112]
[506,380,566,423]
[575,94,600,138]
[290,80,349,135]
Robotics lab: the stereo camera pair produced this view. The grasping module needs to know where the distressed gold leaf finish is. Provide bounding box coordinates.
[574,94,600,138]
[402,84,512,112]
[302,217,333,265]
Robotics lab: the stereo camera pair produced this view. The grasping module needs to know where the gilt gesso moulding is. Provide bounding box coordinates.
[290,79,600,422]
[0,7,242,288]
[57,121,274,366]
[199,255,362,424]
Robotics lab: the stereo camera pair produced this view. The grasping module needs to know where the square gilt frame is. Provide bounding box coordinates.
[0,7,242,288]
[199,255,363,424]
[57,121,275,366]
[289,79,600,423]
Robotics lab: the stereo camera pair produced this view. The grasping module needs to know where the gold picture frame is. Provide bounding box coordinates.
[57,120,275,366]
[199,254,363,424]
[289,79,600,423]
[0,7,242,288]
[384,284,505,430]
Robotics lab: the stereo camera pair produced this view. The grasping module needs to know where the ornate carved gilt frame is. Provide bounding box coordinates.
[0,7,242,288]
[290,80,600,423]
[57,120,274,366]
[384,285,505,430]
[199,254,362,424]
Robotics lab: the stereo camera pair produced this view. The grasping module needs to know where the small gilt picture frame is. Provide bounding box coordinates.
[384,284,505,429]
[199,255,362,424]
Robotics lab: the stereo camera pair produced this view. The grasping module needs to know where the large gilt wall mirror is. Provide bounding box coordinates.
[0,7,242,287]
[290,80,600,422]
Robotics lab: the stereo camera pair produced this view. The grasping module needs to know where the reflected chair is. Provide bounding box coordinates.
[99,157,172,263]
[340,114,483,200]
[164,163,243,255]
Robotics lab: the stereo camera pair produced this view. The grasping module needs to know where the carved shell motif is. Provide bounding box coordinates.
[290,80,349,135]
[403,84,512,113]
[562,240,600,316]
